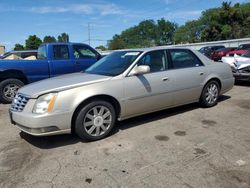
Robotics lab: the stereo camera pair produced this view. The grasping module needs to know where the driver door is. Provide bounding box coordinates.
[72,44,99,71]
[123,50,174,118]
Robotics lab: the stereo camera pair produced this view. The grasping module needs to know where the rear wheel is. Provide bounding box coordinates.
[0,79,24,103]
[200,80,220,107]
[74,100,116,141]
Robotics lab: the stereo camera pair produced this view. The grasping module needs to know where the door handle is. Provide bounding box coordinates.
[162,77,169,81]
[199,72,204,75]
[75,61,80,65]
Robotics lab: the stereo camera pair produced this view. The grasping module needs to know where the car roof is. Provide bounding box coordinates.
[42,42,90,46]
[114,46,198,53]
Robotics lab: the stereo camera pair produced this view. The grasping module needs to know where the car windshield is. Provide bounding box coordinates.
[85,51,141,76]
[242,51,250,58]
[238,44,250,50]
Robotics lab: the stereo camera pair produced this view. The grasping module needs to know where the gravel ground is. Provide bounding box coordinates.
[0,83,250,188]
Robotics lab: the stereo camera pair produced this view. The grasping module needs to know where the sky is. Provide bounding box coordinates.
[0,0,248,51]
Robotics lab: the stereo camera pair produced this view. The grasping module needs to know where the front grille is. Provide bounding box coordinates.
[10,94,29,112]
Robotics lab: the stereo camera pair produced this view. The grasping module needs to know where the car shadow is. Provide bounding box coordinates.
[20,95,231,149]
[235,80,250,87]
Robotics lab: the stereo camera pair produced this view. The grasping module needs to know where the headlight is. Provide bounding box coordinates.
[33,93,57,114]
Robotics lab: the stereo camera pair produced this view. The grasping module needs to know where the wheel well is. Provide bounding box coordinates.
[0,70,28,84]
[71,95,121,133]
[206,78,222,90]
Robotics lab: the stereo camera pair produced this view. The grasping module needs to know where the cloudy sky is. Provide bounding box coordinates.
[0,0,248,50]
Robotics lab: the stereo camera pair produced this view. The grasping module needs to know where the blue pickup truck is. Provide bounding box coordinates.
[0,42,101,103]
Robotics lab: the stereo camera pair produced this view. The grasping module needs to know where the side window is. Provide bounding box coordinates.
[169,49,203,69]
[137,50,167,73]
[73,45,97,59]
[53,45,69,60]
[37,45,47,60]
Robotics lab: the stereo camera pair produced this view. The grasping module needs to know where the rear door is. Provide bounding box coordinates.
[50,45,75,77]
[167,49,207,105]
[72,44,99,71]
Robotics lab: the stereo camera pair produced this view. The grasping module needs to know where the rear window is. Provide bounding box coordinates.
[169,49,203,69]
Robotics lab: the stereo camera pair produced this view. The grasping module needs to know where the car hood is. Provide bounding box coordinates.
[19,73,112,98]
[235,60,250,69]
[222,56,250,69]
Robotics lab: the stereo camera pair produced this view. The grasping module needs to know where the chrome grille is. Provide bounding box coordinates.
[10,94,29,112]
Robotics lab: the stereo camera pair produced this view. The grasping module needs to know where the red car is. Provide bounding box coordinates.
[211,47,236,61]
[226,43,250,57]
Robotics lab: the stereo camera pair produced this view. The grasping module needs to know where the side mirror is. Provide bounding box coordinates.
[129,65,150,76]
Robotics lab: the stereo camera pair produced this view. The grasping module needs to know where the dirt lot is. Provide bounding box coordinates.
[0,83,250,188]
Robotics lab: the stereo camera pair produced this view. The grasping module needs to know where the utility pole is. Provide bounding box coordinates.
[88,22,90,45]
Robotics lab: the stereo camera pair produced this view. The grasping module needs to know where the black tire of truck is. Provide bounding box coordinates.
[0,79,24,104]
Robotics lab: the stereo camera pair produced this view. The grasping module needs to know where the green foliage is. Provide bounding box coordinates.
[108,35,126,50]
[43,36,57,43]
[25,35,42,50]
[95,45,107,51]
[108,19,177,50]
[57,33,69,42]
[200,2,249,41]
[108,2,250,49]
[173,20,203,44]
[13,43,25,51]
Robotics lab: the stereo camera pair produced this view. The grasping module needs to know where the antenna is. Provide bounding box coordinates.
[88,22,90,45]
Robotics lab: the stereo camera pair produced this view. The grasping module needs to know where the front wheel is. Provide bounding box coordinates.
[0,79,24,104]
[74,100,116,141]
[200,80,220,107]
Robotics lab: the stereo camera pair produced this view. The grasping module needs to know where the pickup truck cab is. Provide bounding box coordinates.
[0,43,101,103]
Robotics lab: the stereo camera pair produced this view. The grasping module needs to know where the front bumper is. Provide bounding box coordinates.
[233,72,250,81]
[9,109,72,136]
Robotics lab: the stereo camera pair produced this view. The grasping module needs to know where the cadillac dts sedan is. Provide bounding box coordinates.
[9,47,234,141]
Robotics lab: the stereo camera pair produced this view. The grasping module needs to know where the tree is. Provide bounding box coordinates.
[57,33,69,42]
[14,43,25,51]
[25,35,42,50]
[156,19,177,45]
[43,36,57,43]
[95,45,107,51]
[174,20,203,44]
[108,35,126,50]
[108,19,177,49]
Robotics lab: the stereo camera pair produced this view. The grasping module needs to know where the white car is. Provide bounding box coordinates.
[222,52,250,81]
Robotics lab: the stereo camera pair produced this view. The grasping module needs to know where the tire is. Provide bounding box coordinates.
[200,80,220,107]
[74,100,116,141]
[0,79,24,104]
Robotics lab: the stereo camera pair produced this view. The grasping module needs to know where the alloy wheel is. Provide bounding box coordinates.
[83,105,112,137]
[205,83,218,105]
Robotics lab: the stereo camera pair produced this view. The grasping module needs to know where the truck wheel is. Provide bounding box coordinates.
[200,80,220,107]
[0,79,24,104]
[74,100,116,141]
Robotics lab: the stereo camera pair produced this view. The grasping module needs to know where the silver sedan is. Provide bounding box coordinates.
[10,47,234,141]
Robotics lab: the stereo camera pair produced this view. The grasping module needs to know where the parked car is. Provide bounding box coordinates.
[9,47,234,141]
[226,43,250,57]
[0,50,37,59]
[199,45,225,59]
[0,43,101,103]
[210,47,236,61]
[222,51,250,81]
